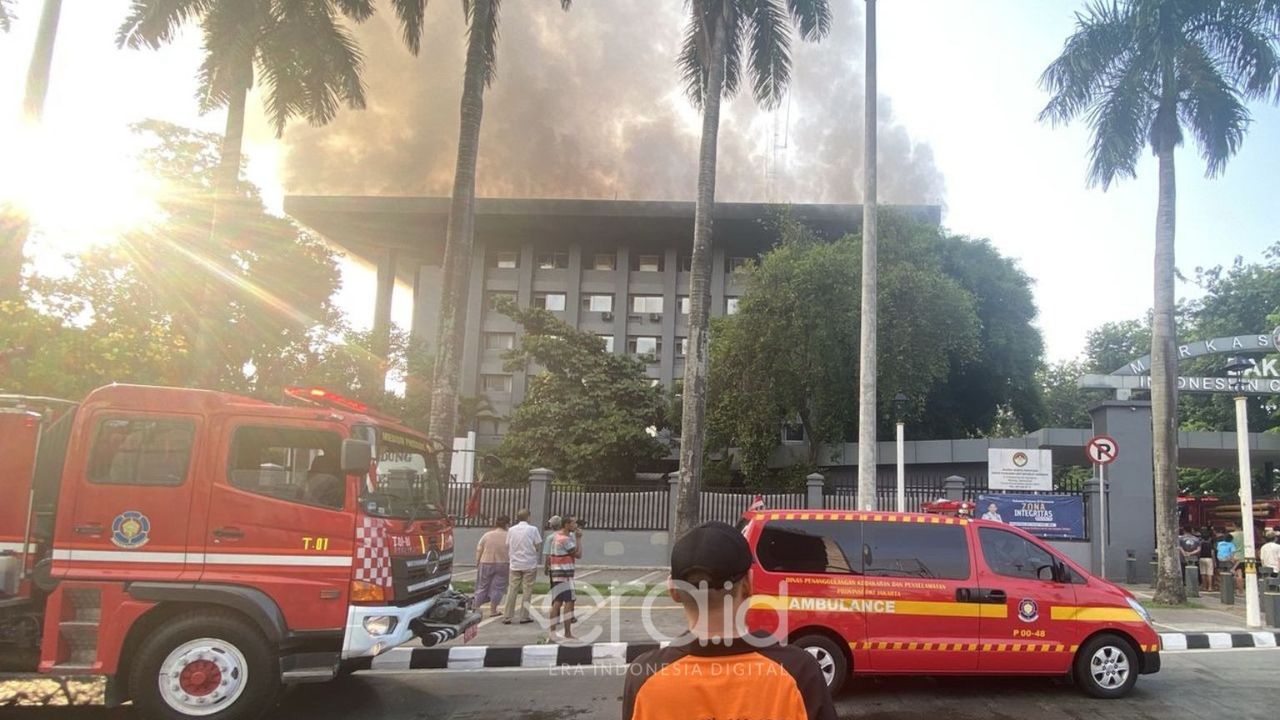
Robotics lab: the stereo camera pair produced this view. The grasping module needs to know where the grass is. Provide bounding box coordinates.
[1143,601,1206,609]
[450,579,661,598]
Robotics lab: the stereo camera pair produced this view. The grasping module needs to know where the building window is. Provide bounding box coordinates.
[725,297,740,315]
[630,295,663,314]
[678,255,692,272]
[490,250,519,269]
[726,256,751,274]
[678,296,690,315]
[598,334,615,352]
[633,254,663,272]
[583,294,614,312]
[532,292,567,312]
[536,252,569,270]
[484,332,516,351]
[676,337,688,357]
[486,291,517,313]
[627,336,661,357]
[592,253,616,271]
[88,418,194,487]
[782,422,805,443]
[481,374,513,393]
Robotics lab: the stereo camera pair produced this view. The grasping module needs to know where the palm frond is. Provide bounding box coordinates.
[1193,1,1280,102]
[388,0,427,55]
[1083,53,1157,189]
[0,0,14,33]
[117,0,213,49]
[786,0,830,42]
[678,4,711,109]
[1038,0,1135,126]
[464,0,502,88]
[194,0,258,113]
[746,0,792,109]
[724,7,744,98]
[1176,41,1250,176]
[332,0,375,22]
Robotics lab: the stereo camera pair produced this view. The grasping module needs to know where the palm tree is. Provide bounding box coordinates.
[385,0,572,479]
[117,0,375,385]
[1040,0,1280,604]
[0,0,15,32]
[673,0,831,537]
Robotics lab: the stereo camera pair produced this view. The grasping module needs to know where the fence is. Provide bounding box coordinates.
[445,482,531,528]
[701,489,805,525]
[548,484,669,531]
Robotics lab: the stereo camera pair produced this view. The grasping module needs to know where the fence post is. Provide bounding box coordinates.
[942,475,966,502]
[667,472,680,533]
[806,473,825,510]
[529,467,553,531]
[1084,477,1103,579]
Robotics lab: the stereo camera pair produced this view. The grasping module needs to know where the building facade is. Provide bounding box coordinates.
[285,197,941,435]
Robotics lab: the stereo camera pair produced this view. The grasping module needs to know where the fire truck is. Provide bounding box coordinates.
[1179,495,1280,536]
[0,384,478,720]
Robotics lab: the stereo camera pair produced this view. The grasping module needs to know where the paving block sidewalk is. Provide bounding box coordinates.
[1123,582,1280,649]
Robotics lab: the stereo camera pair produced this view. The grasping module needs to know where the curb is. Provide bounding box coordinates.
[1158,631,1280,651]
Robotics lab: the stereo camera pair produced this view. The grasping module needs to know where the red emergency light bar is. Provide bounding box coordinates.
[282,387,407,425]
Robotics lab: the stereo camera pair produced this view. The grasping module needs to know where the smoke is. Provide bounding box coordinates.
[281,2,944,205]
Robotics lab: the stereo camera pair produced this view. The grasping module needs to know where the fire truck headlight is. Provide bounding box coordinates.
[363,616,398,636]
[1125,597,1154,626]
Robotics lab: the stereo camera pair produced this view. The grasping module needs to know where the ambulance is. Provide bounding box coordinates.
[743,509,1161,698]
[0,384,478,720]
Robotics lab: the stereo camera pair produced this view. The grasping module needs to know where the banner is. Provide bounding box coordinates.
[976,493,1086,541]
[987,449,1052,491]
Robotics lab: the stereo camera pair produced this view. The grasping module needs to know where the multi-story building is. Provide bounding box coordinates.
[285,196,940,435]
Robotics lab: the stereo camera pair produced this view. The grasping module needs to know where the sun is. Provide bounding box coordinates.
[0,116,163,263]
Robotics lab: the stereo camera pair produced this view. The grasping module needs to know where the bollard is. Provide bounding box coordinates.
[1150,553,1159,588]
[1126,551,1137,585]
[1264,589,1279,628]
[1220,572,1235,605]
[1184,563,1200,598]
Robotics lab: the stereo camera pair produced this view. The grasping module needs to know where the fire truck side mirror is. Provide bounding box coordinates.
[340,438,373,474]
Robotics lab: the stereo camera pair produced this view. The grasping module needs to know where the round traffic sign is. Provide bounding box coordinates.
[1086,435,1118,466]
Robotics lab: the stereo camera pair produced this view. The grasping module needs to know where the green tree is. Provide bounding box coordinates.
[1038,359,1104,429]
[490,303,667,486]
[385,0,574,479]
[1040,0,1280,604]
[707,214,980,484]
[675,0,832,536]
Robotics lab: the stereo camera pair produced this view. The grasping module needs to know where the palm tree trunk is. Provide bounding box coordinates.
[855,0,878,510]
[1150,142,1184,603]
[0,0,62,302]
[427,0,492,482]
[675,8,728,539]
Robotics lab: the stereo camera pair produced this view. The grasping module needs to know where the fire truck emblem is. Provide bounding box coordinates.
[1017,598,1039,623]
[111,511,151,549]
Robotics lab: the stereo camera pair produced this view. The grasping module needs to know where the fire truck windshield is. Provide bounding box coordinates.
[354,425,445,520]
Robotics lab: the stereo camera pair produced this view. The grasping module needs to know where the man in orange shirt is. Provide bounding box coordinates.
[622,522,836,720]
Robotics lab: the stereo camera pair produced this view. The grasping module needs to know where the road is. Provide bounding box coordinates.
[4,648,1276,719]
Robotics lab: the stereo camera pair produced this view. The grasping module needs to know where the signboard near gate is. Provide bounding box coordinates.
[987,448,1052,491]
[977,493,1086,540]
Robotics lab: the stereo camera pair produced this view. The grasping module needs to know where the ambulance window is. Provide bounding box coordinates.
[88,418,194,487]
[757,520,859,575]
[862,523,970,580]
[978,528,1056,581]
[227,426,345,510]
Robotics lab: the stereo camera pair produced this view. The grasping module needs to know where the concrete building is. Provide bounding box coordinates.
[285,197,940,435]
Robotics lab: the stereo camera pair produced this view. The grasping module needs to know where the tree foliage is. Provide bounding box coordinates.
[490,303,668,486]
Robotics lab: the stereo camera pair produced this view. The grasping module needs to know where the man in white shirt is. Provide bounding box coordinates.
[503,509,542,624]
[1260,529,1280,577]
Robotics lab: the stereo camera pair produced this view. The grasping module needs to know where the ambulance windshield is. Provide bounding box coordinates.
[355,425,445,520]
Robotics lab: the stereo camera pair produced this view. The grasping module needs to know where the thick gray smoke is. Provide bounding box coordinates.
[281,2,944,205]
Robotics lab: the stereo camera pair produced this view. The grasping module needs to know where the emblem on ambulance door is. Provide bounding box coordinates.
[1017,598,1039,623]
[111,511,151,549]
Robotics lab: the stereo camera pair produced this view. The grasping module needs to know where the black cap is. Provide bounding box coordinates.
[670,521,753,587]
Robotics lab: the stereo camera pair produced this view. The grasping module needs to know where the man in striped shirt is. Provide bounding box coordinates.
[548,515,582,640]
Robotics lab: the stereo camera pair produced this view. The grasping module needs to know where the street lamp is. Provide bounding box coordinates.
[894,393,907,512]
[1223,355,1261,628]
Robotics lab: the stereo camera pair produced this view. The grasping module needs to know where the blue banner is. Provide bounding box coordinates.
[976,493,1086,540]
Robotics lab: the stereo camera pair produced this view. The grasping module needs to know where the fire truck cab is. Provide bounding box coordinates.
[0,384,477,720]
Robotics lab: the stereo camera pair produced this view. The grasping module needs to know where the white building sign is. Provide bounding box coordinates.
[988,448,1052,492]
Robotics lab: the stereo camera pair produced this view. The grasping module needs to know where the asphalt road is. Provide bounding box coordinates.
[4,648,1277,720]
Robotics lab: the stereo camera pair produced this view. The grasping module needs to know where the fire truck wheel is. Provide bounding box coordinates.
[794,634,848,695]
[1073,633,1138,699]
[129,610,280,720]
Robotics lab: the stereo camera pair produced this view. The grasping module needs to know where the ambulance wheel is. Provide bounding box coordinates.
[129,610,280,720]
[1073,633,1138,699]
[795,634,848,695]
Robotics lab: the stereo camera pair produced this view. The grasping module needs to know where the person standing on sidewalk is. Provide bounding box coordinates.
[622,521,836,720]
[1198,528,1216,591]
[472,516,509,618]
[547,516,582,640]
[1260,529,1280,578]
[503,509,541,625]
[1227,522,1246,591]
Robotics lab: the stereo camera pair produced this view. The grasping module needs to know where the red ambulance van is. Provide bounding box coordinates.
[743,510,1160,698]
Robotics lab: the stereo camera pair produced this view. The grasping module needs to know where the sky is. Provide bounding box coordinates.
[2,0,1278,364]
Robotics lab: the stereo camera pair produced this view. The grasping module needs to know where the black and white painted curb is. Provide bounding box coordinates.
[348,632,1280,672]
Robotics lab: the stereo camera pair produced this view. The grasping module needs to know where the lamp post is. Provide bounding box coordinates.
[1223,355,1261,628]
[894,393,907,512]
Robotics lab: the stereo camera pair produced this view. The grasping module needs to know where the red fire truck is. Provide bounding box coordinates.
[1179,495,1280,536]
[0,384,477,720]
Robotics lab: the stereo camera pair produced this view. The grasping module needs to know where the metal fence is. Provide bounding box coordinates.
[548,484,669,531]
[444,482,531,528]
[700,489,805,525]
